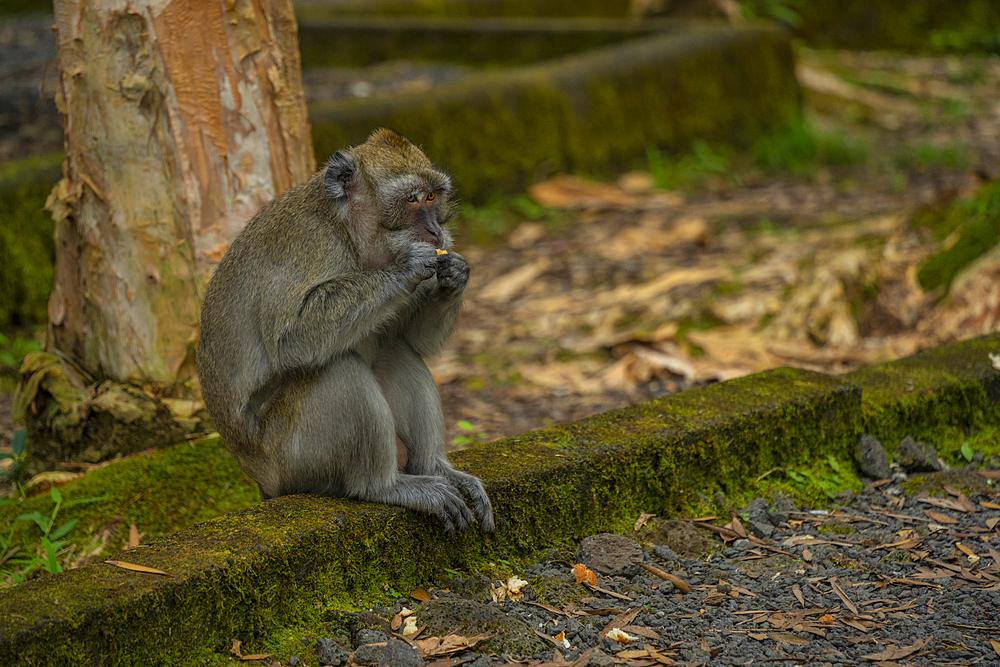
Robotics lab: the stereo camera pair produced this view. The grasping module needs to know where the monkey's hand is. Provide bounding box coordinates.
[435,251,470,294]
[401,242,439,290]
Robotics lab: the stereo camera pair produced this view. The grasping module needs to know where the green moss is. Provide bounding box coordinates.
[0,367,858,666]
[953,424,1000,464]
[309,25,800,203]
[0,436,258,565]
[0,154,61,330]
[741,455,861,510]
[895,140,974,173]
[899,469,994,497]
[528,573,586,607]
[879,550,912,564]
[752,119,867,177]
[298,17,653,69]
[297,0,631,19]
[843,332,1000,451]
[6,333,1000,664]
[917,179,1000,292]
[0,0,51,15]
[764,0,1000,53]
[816,520,859,536]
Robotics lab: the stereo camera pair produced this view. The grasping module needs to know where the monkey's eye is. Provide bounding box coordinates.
[426,192,436,201]
[406,194,417,203]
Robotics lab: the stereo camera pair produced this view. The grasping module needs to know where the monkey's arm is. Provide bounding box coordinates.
[266,244,438,370]
[402,252,468,357]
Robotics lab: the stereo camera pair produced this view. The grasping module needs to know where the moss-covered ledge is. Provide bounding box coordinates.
[309,22,800,202]
[297,16,677,68]
[3,334,999,665]
[0,367,856,666]
[842,332,1000,453]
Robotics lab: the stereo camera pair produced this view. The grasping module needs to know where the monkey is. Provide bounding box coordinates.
[197,129,494,533]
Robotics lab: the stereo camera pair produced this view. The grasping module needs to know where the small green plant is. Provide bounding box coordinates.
[739,0,802,28]
[458,195,563,245]
[647,140,729,191]
[917,179,1000,291]
[894,140,973,172]
[771,459,854,501]
[0,428,28,482]
[453,420,489,447]
[960,440,975,462]
[752,121,866,177]
[0,486,104,587]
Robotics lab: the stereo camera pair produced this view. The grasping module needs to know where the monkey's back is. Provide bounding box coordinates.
[197,170,354,468]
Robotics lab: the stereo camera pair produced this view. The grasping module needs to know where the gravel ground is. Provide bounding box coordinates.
[280,458,1000,667]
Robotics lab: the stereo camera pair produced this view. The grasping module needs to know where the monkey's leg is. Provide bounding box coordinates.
[279,355,475,532]
[376,344,495,532]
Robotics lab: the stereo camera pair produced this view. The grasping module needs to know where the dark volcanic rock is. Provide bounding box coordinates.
[894,435,942,473]
[855,433,892,478]
[379,639,421,667]
[576,533,643,576]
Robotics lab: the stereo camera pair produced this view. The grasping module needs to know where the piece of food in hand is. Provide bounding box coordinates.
[436,249,448,255]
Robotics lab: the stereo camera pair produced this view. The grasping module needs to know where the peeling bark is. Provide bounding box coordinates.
[46,0,314,386]
[17,0,313,470]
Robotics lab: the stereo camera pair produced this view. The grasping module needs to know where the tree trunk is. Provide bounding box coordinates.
[47,0,314,384]
[15,0,314,471]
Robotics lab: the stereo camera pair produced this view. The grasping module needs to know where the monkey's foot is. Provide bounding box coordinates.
[441,468,495,533]
[378,475,475,533]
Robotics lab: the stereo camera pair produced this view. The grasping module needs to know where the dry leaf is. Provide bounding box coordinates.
[616,649,651,659]
[831,579,859,615]
[426,659,473,667]
[230,638,270,661]
[583,581,633,601]
[600,607,641,639]
[634,512,656,531]
[792,584,805,608]
[924,510,958,524]
[104,560,170,576]
[22,470,81,492]
[726,515,748,538]
[410,587,431,601]
[125,523,141,550]
[638,562,691,594]
[623,625,660,640]
[955,543,975,557]
[860,637,928,660]
[527,175,644,210]
[490,582,508,603]
[479,257,551,303]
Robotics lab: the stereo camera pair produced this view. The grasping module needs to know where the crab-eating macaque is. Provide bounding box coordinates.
[197,129,494,533]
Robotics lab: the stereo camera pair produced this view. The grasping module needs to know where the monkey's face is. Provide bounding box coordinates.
[323,129,457,261]
[381,173,454,251]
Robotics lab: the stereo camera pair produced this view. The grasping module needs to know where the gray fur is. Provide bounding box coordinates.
[198,129,494,533]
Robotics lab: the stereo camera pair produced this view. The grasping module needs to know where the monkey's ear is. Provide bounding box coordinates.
[324,151,357,199]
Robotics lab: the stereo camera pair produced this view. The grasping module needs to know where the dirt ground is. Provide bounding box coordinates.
[3,47,1000,457]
